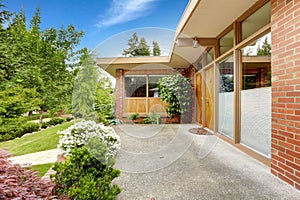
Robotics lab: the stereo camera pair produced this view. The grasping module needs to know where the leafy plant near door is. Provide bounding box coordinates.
[158,74,192,121]
[143,111,160,124]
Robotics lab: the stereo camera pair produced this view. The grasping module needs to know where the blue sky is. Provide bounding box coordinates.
[5,0,189,56]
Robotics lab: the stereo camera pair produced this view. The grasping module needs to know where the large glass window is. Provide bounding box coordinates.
[218,55,234,138]
[240,33,271,157]
[125,76,146,97]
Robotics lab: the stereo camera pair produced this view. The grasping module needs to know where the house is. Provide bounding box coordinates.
[97,0,300,190]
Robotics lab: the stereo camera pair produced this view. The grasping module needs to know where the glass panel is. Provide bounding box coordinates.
[220,30,233,55]
[148,75,164,97]
[218,55,234,138]
[206,47,215,64]
[125,76,146,97]
[242,2,271,40]
[240,33,271,157]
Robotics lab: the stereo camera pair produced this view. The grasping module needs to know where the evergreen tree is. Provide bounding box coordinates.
[137,37,150,56]
[152,41,161,56]
[122,32,139,57]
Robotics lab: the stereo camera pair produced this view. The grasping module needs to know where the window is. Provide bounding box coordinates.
[220,30,234,55]
[125,76,146,97]
[125,75,165,98]
[242,2,271,40]
[148,75,164,97]
[218,55,234,138]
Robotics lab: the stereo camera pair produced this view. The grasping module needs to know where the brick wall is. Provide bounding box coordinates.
[115,69,123,119]
[271,0,300,190]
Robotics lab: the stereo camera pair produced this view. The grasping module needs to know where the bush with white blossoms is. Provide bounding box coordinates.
[58,120,120,156]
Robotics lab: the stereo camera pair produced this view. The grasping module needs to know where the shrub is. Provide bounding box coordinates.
[53,138,121,200]
[0,149,55,199]
[21,122,39,134]
[143,112,160,124]
[158,74,192,119]
[128,113,139,120]
[0,118,39,142]
[57,120,120,156]
[48,117,66,126]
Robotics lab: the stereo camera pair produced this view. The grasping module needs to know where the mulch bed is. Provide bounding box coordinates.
[188,128,214,135]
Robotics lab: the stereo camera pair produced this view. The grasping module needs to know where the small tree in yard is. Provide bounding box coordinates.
[158,74,192,122]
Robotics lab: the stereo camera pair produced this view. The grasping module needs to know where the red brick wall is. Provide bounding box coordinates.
[271,0,300,190]
[115,69,123,119]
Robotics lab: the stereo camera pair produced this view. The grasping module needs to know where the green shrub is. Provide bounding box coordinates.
[0,117,32,142]
[53,137,121,199]
[128,113,139,120]
[21,122,39,134]
[48,117,65,126]
[143,112,160,124]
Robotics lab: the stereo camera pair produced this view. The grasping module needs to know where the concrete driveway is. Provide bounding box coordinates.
[113,124,300,200]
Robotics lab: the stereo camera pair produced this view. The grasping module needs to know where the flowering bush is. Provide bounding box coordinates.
[57,120,120,156]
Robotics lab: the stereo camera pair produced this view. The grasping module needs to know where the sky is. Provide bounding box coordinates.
[4,0,189,57]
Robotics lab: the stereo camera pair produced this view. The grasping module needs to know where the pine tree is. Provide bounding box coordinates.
[122,32,139,57]
[137,37,150,56]
[152,41,161,56]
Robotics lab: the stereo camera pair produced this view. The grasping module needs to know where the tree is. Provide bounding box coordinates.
[137,37,150,56]
[123,32,161,57]
[257,37,271,56]
[72,49,98,120]
[122,32,139,57]
[0,6,84,128]
[94,74,114,124]
[152,41,161,56]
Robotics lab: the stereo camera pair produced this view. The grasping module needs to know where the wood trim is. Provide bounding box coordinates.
[233,49,241,144]
[236,0,270,22]
[234,22,242,45]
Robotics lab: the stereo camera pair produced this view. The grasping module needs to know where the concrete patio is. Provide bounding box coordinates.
[113,124,300,200]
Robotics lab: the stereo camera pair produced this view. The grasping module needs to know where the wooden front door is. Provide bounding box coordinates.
[196,73,203,124]
[205,67,214,130]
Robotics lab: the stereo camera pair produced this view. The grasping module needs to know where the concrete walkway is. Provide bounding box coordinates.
[113,124,300,200]
[9,149,61,166]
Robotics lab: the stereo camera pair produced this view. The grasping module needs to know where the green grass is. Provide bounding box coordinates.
[31,163,54,177]
[0,121,74,156]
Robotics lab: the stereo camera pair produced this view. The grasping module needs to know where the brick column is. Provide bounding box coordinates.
[115,69,123,119]
[271,0,300,190]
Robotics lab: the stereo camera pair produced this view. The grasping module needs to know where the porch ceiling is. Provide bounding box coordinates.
[170,0,260,64]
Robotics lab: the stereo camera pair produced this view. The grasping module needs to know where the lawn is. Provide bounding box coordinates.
[31,163,54,177]
[0,121,74,156]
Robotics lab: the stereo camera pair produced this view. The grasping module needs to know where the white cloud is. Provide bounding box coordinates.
[97,0,158,28]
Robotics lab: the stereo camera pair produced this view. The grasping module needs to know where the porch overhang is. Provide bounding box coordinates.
[97,54,192,77]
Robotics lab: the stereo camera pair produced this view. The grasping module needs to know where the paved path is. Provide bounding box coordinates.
[9,149,61,166]
[113,124,300,200]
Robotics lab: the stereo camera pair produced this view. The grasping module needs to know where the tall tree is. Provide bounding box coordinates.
[72,49,98,120]
[137,37,150,56]
[152,41,161,56]
[122,32,139,57]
